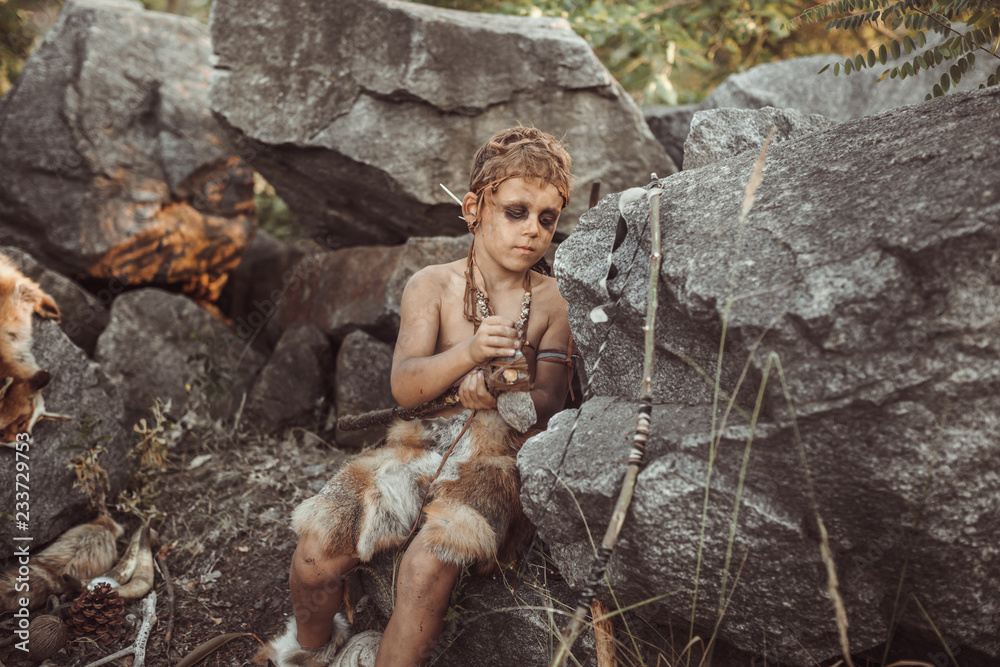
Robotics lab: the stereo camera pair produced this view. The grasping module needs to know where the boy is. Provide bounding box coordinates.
[259,127,574,667]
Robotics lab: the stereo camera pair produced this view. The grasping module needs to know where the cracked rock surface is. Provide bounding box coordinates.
[526,86,1000,663]
[0,0,255,300]
[0,319,128,546]
[208,0,674,246]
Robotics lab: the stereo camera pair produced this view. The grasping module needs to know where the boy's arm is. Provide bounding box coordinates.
[391,268,521,409]
[528,297,573,427]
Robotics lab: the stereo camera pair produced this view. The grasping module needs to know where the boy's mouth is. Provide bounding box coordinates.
[515,246,535,254]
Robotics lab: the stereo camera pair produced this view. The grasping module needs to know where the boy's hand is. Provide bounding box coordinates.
[469,315,520,365]
[457,369,497,410]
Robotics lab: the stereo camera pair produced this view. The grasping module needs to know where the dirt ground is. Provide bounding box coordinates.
[0,415,387,667]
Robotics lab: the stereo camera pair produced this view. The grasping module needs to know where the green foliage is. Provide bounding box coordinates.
[254,173,305,242]
[417,0,876,104]
[0,0,63,96]
[800,0,1000,98]
[138,0,212,22]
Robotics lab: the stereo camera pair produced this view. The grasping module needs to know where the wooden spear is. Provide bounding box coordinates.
[334,389,461,432]
[550,184,663,667]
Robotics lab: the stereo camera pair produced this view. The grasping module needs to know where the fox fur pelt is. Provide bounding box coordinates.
[0,251,61,443]
[0,514,122,612]
[293,409,535,576]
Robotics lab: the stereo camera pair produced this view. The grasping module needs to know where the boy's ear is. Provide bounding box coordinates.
[462,192,478,229]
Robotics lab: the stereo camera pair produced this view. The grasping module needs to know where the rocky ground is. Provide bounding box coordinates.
[0,411,388,667]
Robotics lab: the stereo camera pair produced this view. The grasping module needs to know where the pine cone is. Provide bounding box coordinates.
[66,582,127,647]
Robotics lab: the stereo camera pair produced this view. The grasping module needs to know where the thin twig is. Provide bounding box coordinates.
[155,545,176,657]
[550,184,664,667]
[690,130,774,658]
[229,391,247,437]
[913,8,1000,62]
[81,591,157,667]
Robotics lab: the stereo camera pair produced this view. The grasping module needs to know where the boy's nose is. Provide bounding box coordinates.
[525,215,541,236]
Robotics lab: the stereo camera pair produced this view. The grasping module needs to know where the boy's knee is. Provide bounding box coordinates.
[291,532,351,589]
[398,541,460,594]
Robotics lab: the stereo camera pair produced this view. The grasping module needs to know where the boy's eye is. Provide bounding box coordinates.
[505,207,527,220]
[540,216,558,228]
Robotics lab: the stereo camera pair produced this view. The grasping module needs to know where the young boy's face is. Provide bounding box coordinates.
[473,176,563,273]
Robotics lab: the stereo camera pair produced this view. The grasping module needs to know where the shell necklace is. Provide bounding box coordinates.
[463,238,531,341]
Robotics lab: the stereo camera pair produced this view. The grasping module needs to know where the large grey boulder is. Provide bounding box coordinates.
[245,322,331,434]
[530,86,1000,663]
[650,45,989,170]
[278,236,471,342]
[333,330,395,449]
[701,50,985,121]
[95,289,264,425]
[0,319,129,546]
[683,106,838,171]
[208,0,674,246]
[0,246,109,355]
[220,230,318,353]
[0,0,255,301]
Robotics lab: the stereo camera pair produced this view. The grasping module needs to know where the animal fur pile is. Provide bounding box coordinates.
[0,251,64,443]
[0,515,122,612]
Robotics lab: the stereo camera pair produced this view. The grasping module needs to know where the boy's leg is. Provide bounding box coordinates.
[291,531,359,648]
[375,530,460,667]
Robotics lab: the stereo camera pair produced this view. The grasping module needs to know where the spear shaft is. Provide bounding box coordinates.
[550,186,662,666]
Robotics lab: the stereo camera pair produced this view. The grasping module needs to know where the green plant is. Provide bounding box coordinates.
[796,0,1000,98]
[254,172,305,242]
[416,0,875,104]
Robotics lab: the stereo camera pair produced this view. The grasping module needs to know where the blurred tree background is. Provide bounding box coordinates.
[419,0,879,104]
[2,0,881,103]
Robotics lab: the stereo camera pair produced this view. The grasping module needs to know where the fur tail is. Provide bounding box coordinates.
[0,515,121,612]
[255,614,351,667]
[0,561,64,613]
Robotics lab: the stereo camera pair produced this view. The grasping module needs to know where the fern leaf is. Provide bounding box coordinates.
[879,43,889,63]
[940,71,951,91]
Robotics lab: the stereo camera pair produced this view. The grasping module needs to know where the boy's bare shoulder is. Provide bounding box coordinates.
[402,260,467,313]
[531,273,569,330]
[405,260,464,292]
[532,273,568,309]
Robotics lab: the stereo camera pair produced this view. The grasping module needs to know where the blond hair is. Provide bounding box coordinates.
[467,127,573,230]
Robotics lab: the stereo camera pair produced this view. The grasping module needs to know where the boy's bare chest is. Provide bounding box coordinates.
[436,290,544,354]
